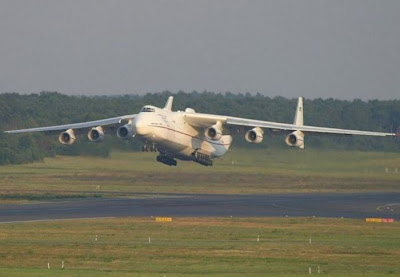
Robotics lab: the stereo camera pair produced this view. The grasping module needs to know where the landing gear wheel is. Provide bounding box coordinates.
[156,154,177,166]
[142,145,149,152]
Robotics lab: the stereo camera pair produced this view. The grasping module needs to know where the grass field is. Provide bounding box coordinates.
[0,217,399,276]
[0,148,399,202]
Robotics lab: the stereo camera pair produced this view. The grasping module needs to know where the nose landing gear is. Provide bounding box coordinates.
[142,143,157,152]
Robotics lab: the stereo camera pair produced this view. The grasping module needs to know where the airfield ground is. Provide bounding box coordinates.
[0,217,399,276]
[0,148,399,200]
[0,148,399,276]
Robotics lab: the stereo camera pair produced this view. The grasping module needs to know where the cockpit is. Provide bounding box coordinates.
[141,106,155,113]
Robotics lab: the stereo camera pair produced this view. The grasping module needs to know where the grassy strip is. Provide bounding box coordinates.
[0,217,399,276]
[0,193,103,201]
[0,148,399,196]
[0,268,396,277]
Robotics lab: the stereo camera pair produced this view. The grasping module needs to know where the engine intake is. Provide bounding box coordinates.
[117,124,135,140]
[285,130,305,149]
[88,126,104,143]
[204,121,223,141]
[245,127,264,144]
[58,129,76,145]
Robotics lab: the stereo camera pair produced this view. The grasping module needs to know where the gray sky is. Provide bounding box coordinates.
[0,0,399,99]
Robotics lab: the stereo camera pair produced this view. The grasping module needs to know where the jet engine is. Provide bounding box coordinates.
[88,126,104,143]
[58,129,76,145]
[245,127,264,144]
[117,124,135,140]
[285,130,305,149]
[204,122,223,140]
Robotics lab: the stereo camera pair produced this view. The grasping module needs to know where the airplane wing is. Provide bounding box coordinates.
[184,113,396,137]
[4,114,137,134]
[225,116,395,137]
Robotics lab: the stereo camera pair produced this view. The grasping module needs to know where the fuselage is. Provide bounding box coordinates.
[133,106,232,160]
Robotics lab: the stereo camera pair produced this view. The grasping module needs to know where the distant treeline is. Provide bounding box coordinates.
[0,91,399,165]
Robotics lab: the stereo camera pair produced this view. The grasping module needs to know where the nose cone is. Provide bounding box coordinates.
[133,116,150,136]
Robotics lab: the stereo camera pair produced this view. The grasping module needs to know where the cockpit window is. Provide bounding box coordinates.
[141,107,155,112]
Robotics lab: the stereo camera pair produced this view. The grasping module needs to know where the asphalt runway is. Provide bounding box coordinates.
[0,193,399,223]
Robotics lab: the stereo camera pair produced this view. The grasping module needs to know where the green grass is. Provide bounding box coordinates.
[0,193,102,201]
[0,148,399,200]
[0,217,399,276]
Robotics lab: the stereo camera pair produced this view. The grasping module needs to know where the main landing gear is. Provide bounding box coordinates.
[141,143,177,166]
[192,151,213,166]
[156,153,177,166]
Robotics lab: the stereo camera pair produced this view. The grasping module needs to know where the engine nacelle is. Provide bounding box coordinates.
[58,129,76,145]
[245,127,264,144]
[285,130,305,149]
[204,121,223,141]
[88,126,104,143]
[117,124,135,140]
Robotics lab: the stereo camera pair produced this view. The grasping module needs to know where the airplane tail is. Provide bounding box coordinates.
[163,96,174,111]
[287,97,305,149]
[293,97,304,126]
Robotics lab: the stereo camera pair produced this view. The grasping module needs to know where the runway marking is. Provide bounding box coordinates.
[376,203,400,212]
[0,217,115,224]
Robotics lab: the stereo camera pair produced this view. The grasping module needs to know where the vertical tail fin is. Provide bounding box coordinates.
[163,96,174,111]
[293,97,304,126]
[293,97,305,149]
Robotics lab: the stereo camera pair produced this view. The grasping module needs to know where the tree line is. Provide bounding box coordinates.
[0,91,399,165]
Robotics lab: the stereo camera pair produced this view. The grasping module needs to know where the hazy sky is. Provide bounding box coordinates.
[0,0,399,99]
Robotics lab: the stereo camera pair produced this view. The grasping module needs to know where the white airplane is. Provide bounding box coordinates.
[5,96,398,166]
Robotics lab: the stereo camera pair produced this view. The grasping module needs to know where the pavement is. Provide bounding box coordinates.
[0,192,399,223]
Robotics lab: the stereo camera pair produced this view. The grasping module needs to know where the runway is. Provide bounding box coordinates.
[0,192,399,223]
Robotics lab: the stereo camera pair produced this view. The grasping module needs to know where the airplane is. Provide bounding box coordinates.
[4,96,398,166]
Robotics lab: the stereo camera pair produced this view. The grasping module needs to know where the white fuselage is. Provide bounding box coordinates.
[133,106,232,160]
